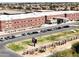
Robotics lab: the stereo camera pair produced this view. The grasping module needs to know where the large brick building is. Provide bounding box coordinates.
[0,11,79,33]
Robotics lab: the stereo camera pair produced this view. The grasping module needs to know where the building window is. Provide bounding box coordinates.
[24,25,26,27]
[30,20,32,21]
[28,20,30,22]
[14,22,16,23]
[35,19,36,21]
[21,21,23,23]
[17,22,19,23]
[24,21,26,22]
[14,27,16,28]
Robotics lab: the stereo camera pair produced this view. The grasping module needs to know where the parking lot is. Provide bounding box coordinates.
[0,25,70,42]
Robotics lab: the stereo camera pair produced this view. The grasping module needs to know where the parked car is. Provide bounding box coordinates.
[27,32,32,35]
[32,31,38,34]
[0,38,3,39]
[0,39,4,42]
[22,33,26,36]
[0,38,4,42]
[11,35,16,39]
[47,29,52,31]
[63,25,70,28]
[6,36,11,39]
[40,30,47,33]
[56,27,62,29]
[4,37,9,40]
[6,36,14,39]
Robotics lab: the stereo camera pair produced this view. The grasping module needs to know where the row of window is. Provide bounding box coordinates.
[4,20,44,30]
[47,14,79,20]
[14,18,44,24]
[13,21,44,29]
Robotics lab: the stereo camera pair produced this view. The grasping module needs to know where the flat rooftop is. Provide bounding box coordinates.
[0,11,79,21]
[0,10,26,14]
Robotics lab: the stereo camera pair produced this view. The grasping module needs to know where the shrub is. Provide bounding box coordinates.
[72,42,79,53]
[54,49,77,57]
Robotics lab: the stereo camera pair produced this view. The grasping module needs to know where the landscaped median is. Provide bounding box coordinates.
[6,29,79,57]
[49,42,79,57]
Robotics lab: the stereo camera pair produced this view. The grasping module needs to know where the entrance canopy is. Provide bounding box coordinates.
[53,17,69,21]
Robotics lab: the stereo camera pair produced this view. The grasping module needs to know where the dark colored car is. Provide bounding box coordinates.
[4,37,9,40]
[7,36,9,39]
[32,31,38,34]
[0,39,4,42]
[22,33,26,36]
[63,25,70,28]
[6,36,15,39]
[7,36,12,39]
[47,29,52,31]
[11,35,16,39]
[0,38,4,42]
[27,32,32,35]
[56,27,62,29]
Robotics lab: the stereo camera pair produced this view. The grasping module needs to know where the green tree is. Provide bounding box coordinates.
[72,42,79,53]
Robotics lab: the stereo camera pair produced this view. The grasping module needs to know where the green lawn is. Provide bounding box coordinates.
[7,29,79,52]
[8,43,24,51]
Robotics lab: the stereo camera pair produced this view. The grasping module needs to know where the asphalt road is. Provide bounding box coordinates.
[0,22,79,57]
[0,45,21,57]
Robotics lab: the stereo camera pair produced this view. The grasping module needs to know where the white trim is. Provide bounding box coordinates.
[0,11,79,21]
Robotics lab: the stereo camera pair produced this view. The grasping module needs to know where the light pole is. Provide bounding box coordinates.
[7,15,12,38]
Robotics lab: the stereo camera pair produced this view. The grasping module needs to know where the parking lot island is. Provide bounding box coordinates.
[6,28,79,57]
